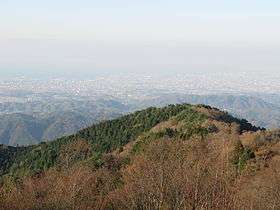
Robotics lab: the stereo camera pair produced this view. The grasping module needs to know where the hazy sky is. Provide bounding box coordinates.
[1,0,280,77]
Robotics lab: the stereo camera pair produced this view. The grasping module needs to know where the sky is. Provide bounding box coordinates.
[1,0,280,78]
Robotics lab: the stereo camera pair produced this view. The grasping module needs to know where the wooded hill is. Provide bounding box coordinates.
[1,104,280,210]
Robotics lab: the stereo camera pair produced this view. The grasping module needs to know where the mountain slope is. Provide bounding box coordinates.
[130,93,280,128]
[0,113,47,146]
[1,104,279,210]
[0,107,123,146]
[1,94,280,146]
[0,104,259,178]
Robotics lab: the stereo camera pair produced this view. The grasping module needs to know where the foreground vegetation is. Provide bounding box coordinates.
[0,104,279,209]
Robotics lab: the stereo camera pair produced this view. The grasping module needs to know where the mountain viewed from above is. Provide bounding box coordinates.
[1,92,280,146]
[1,103,279,209]
[2,1,280,209]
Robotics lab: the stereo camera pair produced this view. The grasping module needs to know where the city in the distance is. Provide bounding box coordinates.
[1,1,280,209]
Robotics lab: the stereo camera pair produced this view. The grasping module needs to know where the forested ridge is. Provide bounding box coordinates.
[2,93,280,147]
[1,104,200,177]
[1,104,279,210]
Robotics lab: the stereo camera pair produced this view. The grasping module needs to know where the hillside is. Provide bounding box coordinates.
[2,94,280,147]
[0,104,202,177]
[0,100,124,146]
[1,104,280,209]
[130,93,280,128]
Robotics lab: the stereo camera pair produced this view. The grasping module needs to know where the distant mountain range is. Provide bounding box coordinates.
[1,94,280,146]
[0,99,127,146]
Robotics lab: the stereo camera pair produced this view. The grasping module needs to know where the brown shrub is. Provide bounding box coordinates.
[108,139,235,210]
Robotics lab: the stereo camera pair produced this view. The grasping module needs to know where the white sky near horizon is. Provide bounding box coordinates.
[1,0,280,77]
